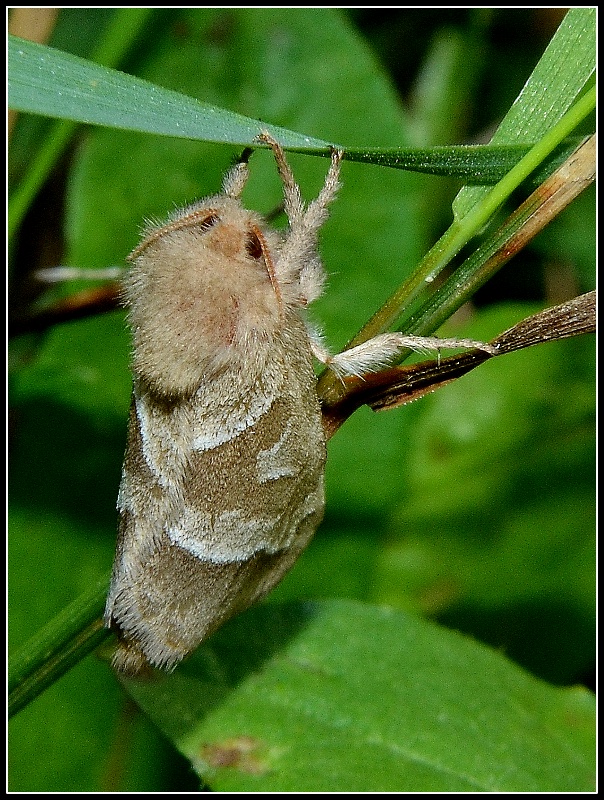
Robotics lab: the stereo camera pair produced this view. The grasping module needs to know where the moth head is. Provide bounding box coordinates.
[123,195,287,398]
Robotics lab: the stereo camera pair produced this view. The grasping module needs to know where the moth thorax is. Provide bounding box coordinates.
[124,228,288,397]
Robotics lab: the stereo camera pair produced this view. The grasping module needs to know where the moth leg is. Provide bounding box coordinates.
[257,132,342,230]
[33,266,124,282]
[311,331,497,379]
[256,131,305,225]
[222,147,254,199]
[303,147,343,232]
[256,132,343,304]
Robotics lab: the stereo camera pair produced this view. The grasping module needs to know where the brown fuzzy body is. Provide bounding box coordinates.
[105,139,341,673]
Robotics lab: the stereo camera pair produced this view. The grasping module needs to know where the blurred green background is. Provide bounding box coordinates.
[9,8,594,791]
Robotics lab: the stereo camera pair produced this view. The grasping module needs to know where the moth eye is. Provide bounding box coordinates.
[245,231,264,260]
[198,213,220,232]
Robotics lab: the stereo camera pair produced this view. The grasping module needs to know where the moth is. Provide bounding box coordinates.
[105,133,494,674]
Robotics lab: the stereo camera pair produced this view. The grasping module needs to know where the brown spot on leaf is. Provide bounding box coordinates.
[201,736,270,775]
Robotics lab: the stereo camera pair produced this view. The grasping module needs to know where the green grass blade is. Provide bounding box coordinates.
[403,136,596,340]
[335,87,594,350]
[312,139,581,182]
[8,35,332,149]
[8,9,154,243]
[454,7,595,219]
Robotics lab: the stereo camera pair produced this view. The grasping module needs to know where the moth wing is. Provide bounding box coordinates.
[105,369,325,674]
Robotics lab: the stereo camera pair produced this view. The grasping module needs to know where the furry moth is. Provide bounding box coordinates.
[105,133,494,674]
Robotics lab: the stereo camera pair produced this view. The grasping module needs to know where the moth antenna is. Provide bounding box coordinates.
[128,208,220,260]
[250,223,284,318]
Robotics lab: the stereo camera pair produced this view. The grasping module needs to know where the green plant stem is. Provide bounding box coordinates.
[402,135,596,339]
[8,577,110,718]
[345,85,595,349]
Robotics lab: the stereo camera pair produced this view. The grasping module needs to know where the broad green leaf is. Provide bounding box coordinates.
[121,600,596,792]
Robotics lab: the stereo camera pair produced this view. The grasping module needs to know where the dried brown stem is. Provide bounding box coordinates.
[9,283,121,338]
[321,291,595,439]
